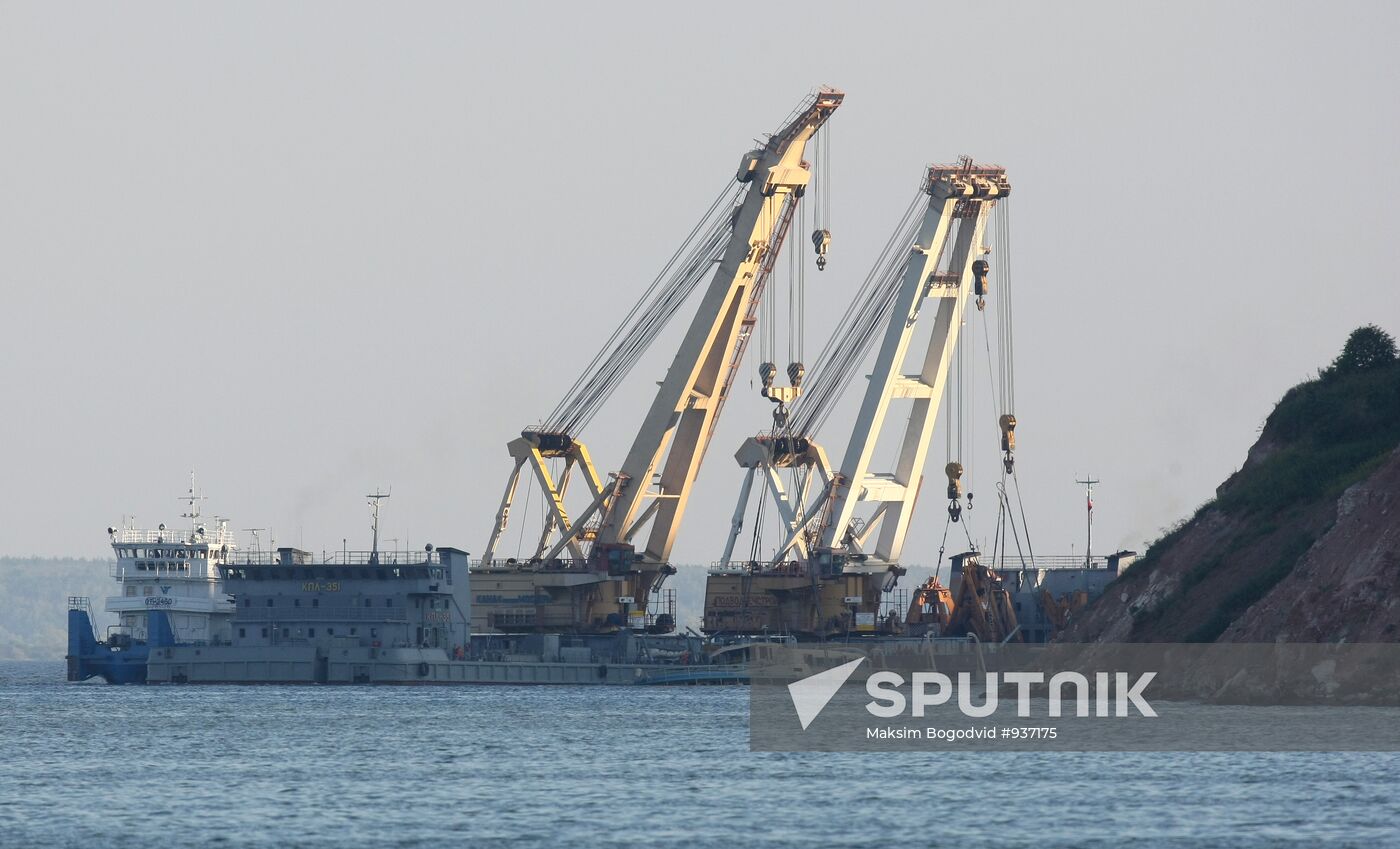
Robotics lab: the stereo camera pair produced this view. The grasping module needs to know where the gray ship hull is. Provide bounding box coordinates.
[146,644,745,685]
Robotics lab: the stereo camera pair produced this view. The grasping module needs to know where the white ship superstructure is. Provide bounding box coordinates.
[105,484,235,644]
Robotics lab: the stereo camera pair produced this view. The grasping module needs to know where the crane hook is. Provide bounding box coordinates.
[999,414,1017,474]
[811,229,831,271]
[973,259,989,311]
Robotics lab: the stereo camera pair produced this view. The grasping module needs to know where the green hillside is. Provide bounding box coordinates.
[1067,325,1400,642]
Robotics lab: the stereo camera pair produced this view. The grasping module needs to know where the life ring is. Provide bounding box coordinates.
[417,661,430,678]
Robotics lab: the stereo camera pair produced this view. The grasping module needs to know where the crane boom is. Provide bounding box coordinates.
[599,89,842,565]
[820,162,1008,562]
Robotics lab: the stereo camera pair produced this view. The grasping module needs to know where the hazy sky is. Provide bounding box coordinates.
[2,2,1397,566]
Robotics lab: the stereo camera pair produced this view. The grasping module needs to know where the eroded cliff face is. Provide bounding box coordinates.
[1060,358,1400,644]
[1223,450,1400,642]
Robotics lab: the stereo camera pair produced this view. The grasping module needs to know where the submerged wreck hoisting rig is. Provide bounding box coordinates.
[466,93,1127,647]
[68,86,1138,686]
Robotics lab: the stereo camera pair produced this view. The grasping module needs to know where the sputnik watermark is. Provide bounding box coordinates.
[789,662,1156,728]
[866,670,1157,719]
[787,657,866,730]
[754,643,1400,751]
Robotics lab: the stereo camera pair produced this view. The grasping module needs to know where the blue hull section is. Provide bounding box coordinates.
[638,666,748,685]
[66,608,175,685]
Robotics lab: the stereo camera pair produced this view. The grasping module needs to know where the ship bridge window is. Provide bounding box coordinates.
[125,585,136,597]
[143,586,154,596]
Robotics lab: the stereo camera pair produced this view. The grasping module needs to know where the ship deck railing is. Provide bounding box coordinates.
[974,555,1113,570]
[472,557,593,572]
[110,526,237,546]
[226,550,442,567]
[111,561,213,578]
[708,560,812,577]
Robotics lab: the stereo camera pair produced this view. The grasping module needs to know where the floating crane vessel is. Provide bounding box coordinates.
[66,90,1132,685]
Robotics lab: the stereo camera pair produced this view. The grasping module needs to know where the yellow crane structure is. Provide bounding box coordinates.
[705,159,1012,639]
[475,88,842,635]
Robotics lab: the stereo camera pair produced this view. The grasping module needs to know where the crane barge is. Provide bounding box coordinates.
[705,159,1011,639]
[473,88,843,636]
[705,158,1139,644]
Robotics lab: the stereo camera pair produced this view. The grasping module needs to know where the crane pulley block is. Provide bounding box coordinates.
[999,414,1017,473]
[759,361,777,388]
[998,414,1017,452]
[945,461,964,500]
[811,229,831,270]
[972,259,990,296]
[769,435,811,459]
[524,430,575,457]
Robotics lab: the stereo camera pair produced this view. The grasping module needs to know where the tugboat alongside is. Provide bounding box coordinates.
[66,483,236,684]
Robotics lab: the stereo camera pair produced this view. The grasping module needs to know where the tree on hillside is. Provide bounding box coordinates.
[1323,324,1397,378]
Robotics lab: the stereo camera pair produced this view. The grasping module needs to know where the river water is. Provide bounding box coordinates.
[1,661,1395,848]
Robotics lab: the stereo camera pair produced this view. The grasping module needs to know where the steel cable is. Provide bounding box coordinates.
[542,180,742,434]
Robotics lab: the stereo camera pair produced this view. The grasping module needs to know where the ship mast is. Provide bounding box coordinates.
[1075,475,1099,566]
[367,489,390,565]
[180,470,207,538]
